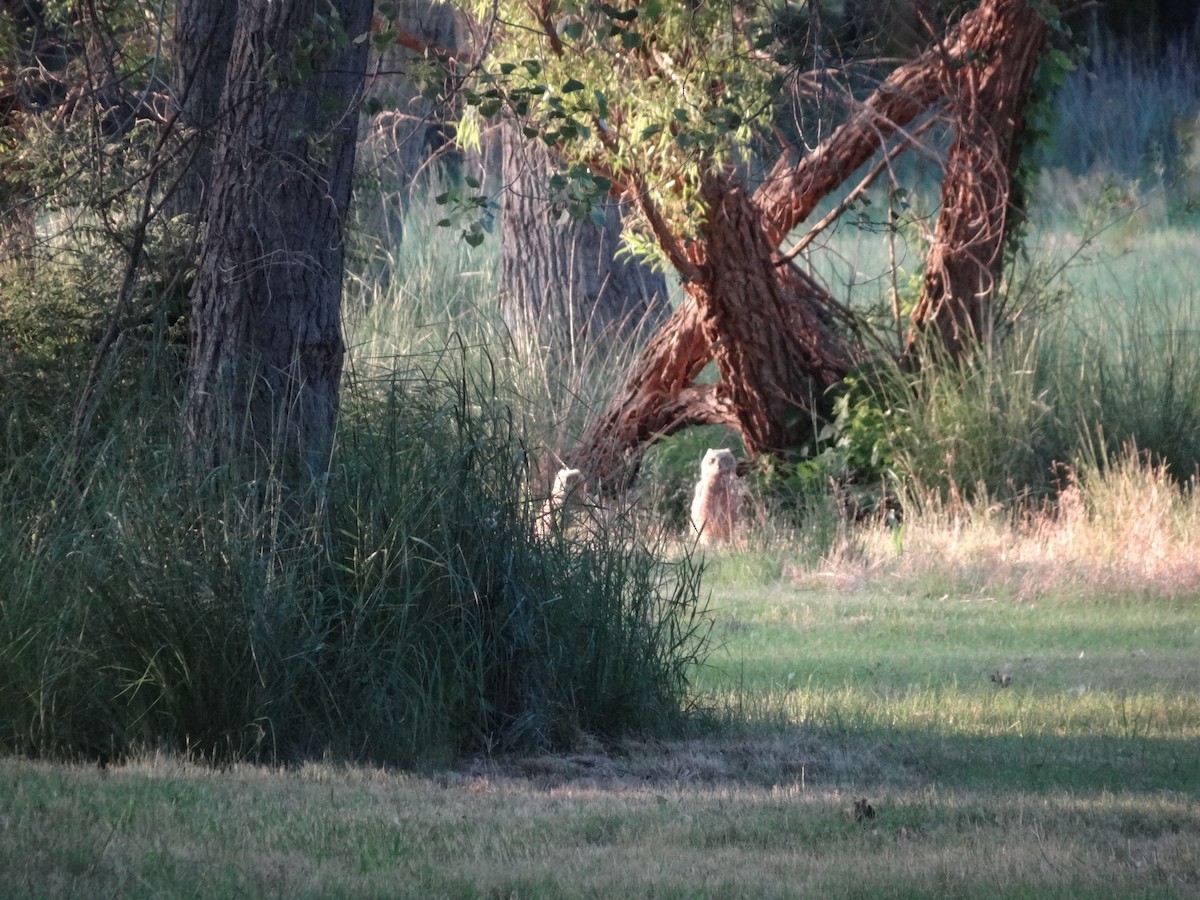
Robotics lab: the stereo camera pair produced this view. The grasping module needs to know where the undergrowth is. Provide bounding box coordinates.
[0,336,710,767]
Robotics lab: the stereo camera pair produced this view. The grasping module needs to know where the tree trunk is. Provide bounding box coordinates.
[166,0,238,222]
[686,172,854,455]
[499,126,669,362]
[181,0,374,481]
[569,171,855,483]
[905,0,1049,358]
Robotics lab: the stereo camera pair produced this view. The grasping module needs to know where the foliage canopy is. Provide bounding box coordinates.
[448,0,784,255]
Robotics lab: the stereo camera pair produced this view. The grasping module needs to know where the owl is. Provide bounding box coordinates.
[535,467,586,537]
[689,448,740,546]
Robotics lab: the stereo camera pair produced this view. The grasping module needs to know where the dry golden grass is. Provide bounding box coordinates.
[796,446,1200,603]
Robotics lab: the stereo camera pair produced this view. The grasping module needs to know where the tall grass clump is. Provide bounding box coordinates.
[801,221,1200,509]
[1040,252,1200,481]
[0,293,709,768]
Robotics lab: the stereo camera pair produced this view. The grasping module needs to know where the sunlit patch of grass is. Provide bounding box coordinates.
[804,442,1200,602]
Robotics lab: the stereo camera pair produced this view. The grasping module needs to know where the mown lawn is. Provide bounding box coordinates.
[3,564,1198,898]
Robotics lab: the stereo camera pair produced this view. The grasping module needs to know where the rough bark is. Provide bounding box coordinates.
[569,171,855,483]
[905,0,1049,358]
[182,0,374,480]
[754,0,1020,245]
[499,127,670,361]
[687,173,854,454]
[568,296,734,483]
[166,0,238,222]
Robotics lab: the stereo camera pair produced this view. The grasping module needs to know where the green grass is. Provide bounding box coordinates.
[2,574,1198,897]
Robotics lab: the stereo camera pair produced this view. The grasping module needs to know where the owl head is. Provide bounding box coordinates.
[552,467,585,498]
[701,448,736,476]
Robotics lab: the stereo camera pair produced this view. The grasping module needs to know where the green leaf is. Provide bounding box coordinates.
[465,175,481,189]
[561,78,586,94]
[600,4,638,22]
[1049,48,1073,70]
[640,123,663,140]
[436,218,452,227]
[522,59,542,77]
[464,229,485,247]
[619,31,642,50]
[479,98,501,117]
[563,20,584,41]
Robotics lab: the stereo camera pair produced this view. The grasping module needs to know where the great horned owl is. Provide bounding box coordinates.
[535,467,586,537]
[689,448,740,546]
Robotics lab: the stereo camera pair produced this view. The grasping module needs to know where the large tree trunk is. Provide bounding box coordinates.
[181,0,374,480]
[905,0,1049,358]
[686,173,854,455]
[499,127,670,362]
[569,171,855,483]
[167,0,238,222]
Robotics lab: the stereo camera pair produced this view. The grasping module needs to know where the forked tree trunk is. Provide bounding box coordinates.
[905,0,1049,358]
[569,171,855,483]
[499,127,669,362]
[685,172,854,455]
[569,0,1054,483]
[182,0,374,480]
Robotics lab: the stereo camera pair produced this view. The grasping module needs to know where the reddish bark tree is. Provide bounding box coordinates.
[905,0,1050,357]
[567,0,1054,484]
